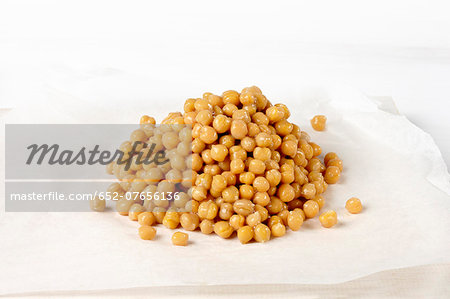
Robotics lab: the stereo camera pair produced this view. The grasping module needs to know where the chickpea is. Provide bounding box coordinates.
[213,115,231,133]
[241,137,256,152]
[266,197,284,214]
[223,103,238,116]
[139,226,157,240]
[345,197,363,214]
[229,214,245,230]
[222,90,240,105]
[237,226,254,244]
[199,219,214,234]
[172,232,189,246]
[246,212,262,227]
[163,211,180,229]
[230,159,245,174]
[277,184,295,202]
[303,200,319,218]
[281,140,298,157]
[138,212,155,226]
[219,203,234,220]
[327,158,343,171]
[253,223,271,243]
[214,221,234,239]
[324,166,341,184]
[311,115,327,131]
[319,210,338,228]
[230,120,248,139]
[210,144,228,162]
[253,192,270,206]
[239,184,255,200]
[232,109,251,123]
[219,135,235,148]
[324,152,339,165]
[128,203,145,221]
[233,199,255,216]
[194,99,210,111]
[253,177,270,192]
[211,174,227,192]
[248,159,266,175]
[197,200,219,220]
[287,210,304,231]
[267,215,282,228]
[271,223,286,237]
[200,126,218,144]
[301,183,316,200]
[287,199,303,210]
[313,195,325,209]
[255,132,273,147]
[180,213,200,231]
[239,172,255,185]
[266,106,285,123]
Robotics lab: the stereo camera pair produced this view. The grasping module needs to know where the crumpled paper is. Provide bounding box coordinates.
[1,86,449,295]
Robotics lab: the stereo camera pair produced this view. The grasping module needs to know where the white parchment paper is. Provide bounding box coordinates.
[1,86,450,295]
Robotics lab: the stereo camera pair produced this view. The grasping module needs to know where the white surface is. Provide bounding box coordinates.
[1,88,450,295]
[1,0,450,297]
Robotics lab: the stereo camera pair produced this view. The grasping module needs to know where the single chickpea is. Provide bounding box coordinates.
[197,200,219,220]
[311,115,327,131]
[253,147,271,161]
[239,184,255,200]
[312,195,325,209]
[253,177,270,192]
[229,214,245,230]
[199,219,214,234]
[253,223,271,243]
[327,158,343,171]
[319,210,338,228]
[213,115,232,133]
[248,159,266,175]
[287,210,304,231]
[140,115,156,125]
[246,212,262,227]
[237,226,254,244]
[223,103,238,116]
[303,200,320,218]
[163,211,180,229]
[240,137,256,152]
[345,197,363,214]
[324,152,339,165]
[324,166,341,184]
[180,213,200,231]
[301,183,316,200]
[230,159,245,174]
[200,126,218,144]
[287,199,303,210]
[138,226,157,240]
[210,144,228,162]
[271,223,286,237]
[214,221,234,239]
[255,132,273,147]
[222,90,240,105]
[219,135,235,148]
[219,203,234,220]
[172,232,189,246]
[253,192,270,206]
[265,169,282,187]
[277,184,296,202]
[138,212,155,226]
[232,109,251,123]
[233,199,255,216]
[266,106,285,123]
[252,112,269,126]
[267,215,283,228]
[239,172,255,185]
[211,175,227,192]
[230,120,248,139]
[266,197,284,214]
[281,140,298,157]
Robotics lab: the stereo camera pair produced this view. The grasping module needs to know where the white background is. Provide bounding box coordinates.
[1,0,449,168]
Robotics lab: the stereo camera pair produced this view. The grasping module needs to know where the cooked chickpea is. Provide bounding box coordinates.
[324,166,341,184]
[311,115,327,131]
[214,221,234,239]
[303,200,319,218]
[246,212,262,227]
[199,219,214,234]
[239,184,254,200]
[281,140,298,157]
[229,214,245,230]
[213,115,231,133]
[255,132,272,147]
[210,144,228,162]
[230,159,245,174]
[219,203,234,220]
[240,137,256,152]
[222,90,240,105]
[253,176,270,192]
[248,159,266,175]
[287,210,304,231]
[200,126,218,144]
[253,223,271,243]
[301,183,316,200]
[277,184,295,202]
[237,226,254,244]
[324,152,339,165]
[138,212,155,226]
[327,158,343,171]
[163,211,180,229]
[271,223,286,237]
[319,210,338,228]
[230,120,248,139]
[172,232,189,246]
[180,213,200,231]
[197,200,219,220]
[139,226,157,240]
[345,197,363,214]
[233,199,255,216]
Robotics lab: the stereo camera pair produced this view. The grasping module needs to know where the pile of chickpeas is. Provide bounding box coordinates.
[92,86,363,245]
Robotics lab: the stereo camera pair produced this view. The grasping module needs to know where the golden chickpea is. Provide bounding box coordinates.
[229,214,246,230]
[194,99,210,111]
[253,176,270,192]
[255,132,273,147]
[301,183,316,200]
[237,226,254,244]
[172,232,189,246]
[180,213,200,231]
[222,90,240,105]
[324,166,341,184]
[303,200,320,218]
[240,137,256,152]
[277,209,289,224]
[223,103,238,116]
[275,103,290,119]
[345,197,363,214]
[230,159,245,174]
[210,144,228,162]
[199,219,214,234]
[271,223,286,237]
[248,159,266,175]
[247,123,261,137]
[266,106,285,123]
[163,211,180,229]
[195,110,213,125]
[200,126,218,144]
[140,115,156,125]
[327,158,343,171]
[277,183,295,202]
[253,147,271,161]
[213,115,232,133]
[211,174,227,192]
[219,203,234,220]
[266,197,284,214]
[287,210,304,231]
[253,223,271,243]
[253,192,270,206]
[214,221,234,239]
[219,135,235,148]
[197,200,219,220]
[230,120,248,139]
[255,205,269,222]
[138,212,155,226]
[281,140,298,157]
[319,210,338,228]
[239,184,255,200]
[265,169,282,187]
[138,226,156,240]
[233,199,255,216]
[232,109,251,123]
[192,138,205,153]
[246,212,262,227]
[311,115,327,131]
[239,172,255,185]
